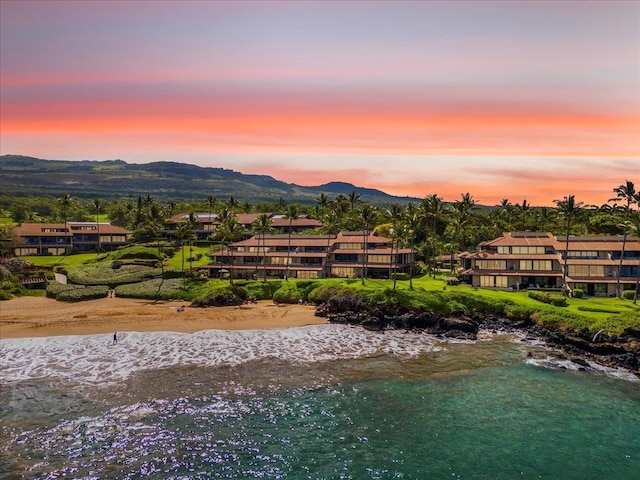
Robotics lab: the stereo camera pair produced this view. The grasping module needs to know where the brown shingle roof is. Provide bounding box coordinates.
[12,222,130,236]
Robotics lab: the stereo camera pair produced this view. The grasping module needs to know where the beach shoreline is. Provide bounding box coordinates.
[0,296,326,339]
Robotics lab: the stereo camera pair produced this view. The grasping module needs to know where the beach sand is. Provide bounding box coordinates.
[0,296,326,339]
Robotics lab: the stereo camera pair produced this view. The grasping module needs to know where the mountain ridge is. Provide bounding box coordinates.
[0,155,420,205]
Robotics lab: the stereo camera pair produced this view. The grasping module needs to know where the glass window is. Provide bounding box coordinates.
[477,260,506,270]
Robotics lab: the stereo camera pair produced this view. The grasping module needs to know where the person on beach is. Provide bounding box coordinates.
[112,332,118,345]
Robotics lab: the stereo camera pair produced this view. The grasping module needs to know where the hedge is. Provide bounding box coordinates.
[307,285,360,304]
[67,264,163,286]
[272,282,302,304]
[46,281,108,302]
[528,290,568,307]
[115,278,188,301]
[191,285,247,307]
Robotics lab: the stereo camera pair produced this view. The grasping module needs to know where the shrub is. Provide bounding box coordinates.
[115,278,187,301]
[622,290,637,300]
[0,257,31,273]
[600,312,640,335]
[297,281,320,301]
[245,280,282,300]
[67,264,163,286]
[503,304,536,321]
[273,282,302,304]
[445,276,459,286]
[549,296,568,307]
[0,265,12,281]
[46,282,108,302]
[528,290,567,307]
[0,289,12,300]
[446,300,468,315]
[191,285,247,307]
[112,246,163,261]
[365,288,414,308]
[307,285,356,304]
[56,285,108,302]
[163,247,176,257]
[572,288,585,299]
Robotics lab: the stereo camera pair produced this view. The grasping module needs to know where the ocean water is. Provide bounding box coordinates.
[1,325,639,480]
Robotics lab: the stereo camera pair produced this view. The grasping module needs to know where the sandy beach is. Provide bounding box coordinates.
[0,296,326,339]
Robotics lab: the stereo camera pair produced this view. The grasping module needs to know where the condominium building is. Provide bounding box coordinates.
[460,232,640,296]
[10,222,131,255]
[203,231,415,280]
[165,212,322,241]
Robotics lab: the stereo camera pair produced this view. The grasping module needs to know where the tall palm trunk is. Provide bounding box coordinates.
[615,231,627,298]
[262,231,268,282]
[634,259,639,305]
[562,217,571,292]
[325,234,332,278]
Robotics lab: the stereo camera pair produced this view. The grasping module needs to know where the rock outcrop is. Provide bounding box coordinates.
[315,302,640,376]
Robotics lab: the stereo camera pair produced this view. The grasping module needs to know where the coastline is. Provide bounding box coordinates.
[0,296,326,339]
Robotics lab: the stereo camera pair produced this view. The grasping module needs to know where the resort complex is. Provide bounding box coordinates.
[204,231,415,279]
[10,222,131,256]
[165,212,322,241]
[461,232,640,297]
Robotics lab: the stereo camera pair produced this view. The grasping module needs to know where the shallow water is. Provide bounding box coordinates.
[1,326,639,479]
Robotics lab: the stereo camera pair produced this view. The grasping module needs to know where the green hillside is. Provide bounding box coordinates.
[0,155,415,205]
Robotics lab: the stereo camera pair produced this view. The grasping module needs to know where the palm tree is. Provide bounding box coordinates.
[404,203,420,290]
[92,199,102,253]
[227,195,239,212]
[58,193,73,254]
[421,194,445,277]
[497,198,513,229]
[387,222,406,290]
[284,204,300,281]
[516,199,530,231]
[554,195,584,292]
[348,190,362,211]
[206,195,217,235]
[252,213,273,281]
[385,204,406,283]
[450,193,477,273]
[216,216,246,285]
[187,213,199,272]
[356,204,378,285]
[315,193,331,214]
[628,212,640,304]
[534,206,555,232]
[175,222,192,277]
[610,180,638,298]
[322,209,342,278]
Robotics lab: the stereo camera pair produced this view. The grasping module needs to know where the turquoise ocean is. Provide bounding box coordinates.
[1,325,639,479]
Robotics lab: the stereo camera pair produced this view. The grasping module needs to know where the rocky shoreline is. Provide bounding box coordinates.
[315,301,640,377]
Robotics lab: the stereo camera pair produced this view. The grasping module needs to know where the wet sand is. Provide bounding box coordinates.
[0,296,326,339]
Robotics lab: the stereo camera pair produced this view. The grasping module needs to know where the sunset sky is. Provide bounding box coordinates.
[1,0,638,206]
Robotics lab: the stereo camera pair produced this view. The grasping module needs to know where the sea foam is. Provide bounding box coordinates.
[0,325,444,386]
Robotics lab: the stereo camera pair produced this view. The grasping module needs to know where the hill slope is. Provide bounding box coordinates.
[0,155,419,205]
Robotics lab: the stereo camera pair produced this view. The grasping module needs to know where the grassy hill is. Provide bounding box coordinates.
[0,155,417,205]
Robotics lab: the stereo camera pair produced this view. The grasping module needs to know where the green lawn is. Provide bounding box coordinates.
[23,253,102,269]
[23,246,214,271]
[164,246,214,271]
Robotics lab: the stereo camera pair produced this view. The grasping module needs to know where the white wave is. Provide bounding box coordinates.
[526,356,639,382]
[0,325,444,386]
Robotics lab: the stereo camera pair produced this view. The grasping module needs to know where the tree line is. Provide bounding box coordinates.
[1,182,639,275]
